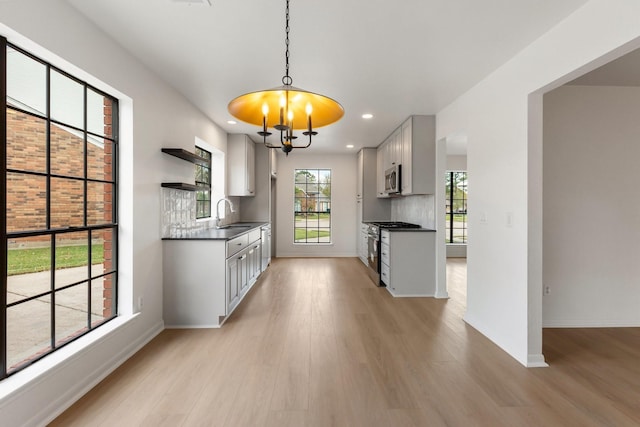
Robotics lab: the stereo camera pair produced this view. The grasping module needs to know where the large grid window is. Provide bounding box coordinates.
[1,38,119,379]
[194,146,211,219]
[294,169,331,243]
[445,171,467,244]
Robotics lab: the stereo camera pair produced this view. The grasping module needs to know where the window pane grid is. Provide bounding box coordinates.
[195,147,212,219]
[445,171,467,244]
[2,40,119,378]
[294,169,331,244]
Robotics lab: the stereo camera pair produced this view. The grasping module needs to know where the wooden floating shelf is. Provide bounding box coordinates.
[161,148,209,166]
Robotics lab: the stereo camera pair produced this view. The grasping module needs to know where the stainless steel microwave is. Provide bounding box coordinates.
[384,164,401,194]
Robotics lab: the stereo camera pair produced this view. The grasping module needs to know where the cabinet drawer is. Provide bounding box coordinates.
[380,242,390,266]
[227,234,249,257]
[381,230,390,245]
[380,262,390,286]
[248,229,261,244]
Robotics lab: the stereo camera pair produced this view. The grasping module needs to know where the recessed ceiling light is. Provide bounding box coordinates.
[346,144,354,149]
[362,113,373,119]
[227,120,237,125]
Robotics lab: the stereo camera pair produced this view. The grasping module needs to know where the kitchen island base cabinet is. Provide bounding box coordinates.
[380,230,436,297]
[163,228,263,328]
[163,240,228,328]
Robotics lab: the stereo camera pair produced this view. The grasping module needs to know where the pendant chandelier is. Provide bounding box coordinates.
[227,0,344,155]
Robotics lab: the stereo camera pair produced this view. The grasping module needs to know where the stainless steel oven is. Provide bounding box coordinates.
[364,221,421,287]
[367,224,379,282]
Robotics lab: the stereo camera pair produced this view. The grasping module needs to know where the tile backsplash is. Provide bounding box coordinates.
[161,188,240,237]
[391,194,436,229]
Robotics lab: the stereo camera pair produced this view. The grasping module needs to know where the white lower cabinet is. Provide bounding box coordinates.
[163,225,265,328]
[380,229,436,297]
[228,233,260,314]
[359,223,369,265]
[226,253,242,314]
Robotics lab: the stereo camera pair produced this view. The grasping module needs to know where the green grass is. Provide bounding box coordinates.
[445,214,467,222]
[8,245,104,276]
[294,229,331,241]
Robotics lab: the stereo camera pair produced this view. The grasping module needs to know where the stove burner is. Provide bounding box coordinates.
[369,221,421,229]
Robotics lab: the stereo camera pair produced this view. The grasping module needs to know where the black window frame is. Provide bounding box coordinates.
[1,37,119,379]
[294,168,332,244]
[194,146,212,219]
[445,170,467,244]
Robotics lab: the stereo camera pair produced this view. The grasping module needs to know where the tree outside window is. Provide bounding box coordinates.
[294,169,331,243]
[445,171,467,244]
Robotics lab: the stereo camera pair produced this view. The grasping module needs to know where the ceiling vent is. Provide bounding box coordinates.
[170,0,212,5]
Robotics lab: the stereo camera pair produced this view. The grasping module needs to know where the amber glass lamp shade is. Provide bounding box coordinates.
[228,85,344,130]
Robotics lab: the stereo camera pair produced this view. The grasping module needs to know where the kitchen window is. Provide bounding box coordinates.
[1,38,119,379]
[194,146,212,219]
[294,169,331,244]
[445,171,467,244]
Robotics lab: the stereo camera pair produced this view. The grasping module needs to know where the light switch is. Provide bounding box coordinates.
[506,212,514,228]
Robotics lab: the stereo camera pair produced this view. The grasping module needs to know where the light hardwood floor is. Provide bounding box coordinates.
[51,257,640,426]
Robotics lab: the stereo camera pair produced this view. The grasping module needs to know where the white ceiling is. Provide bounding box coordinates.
[66,0,588,154]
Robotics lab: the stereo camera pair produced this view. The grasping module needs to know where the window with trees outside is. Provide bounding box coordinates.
[294,169,331,243]
[445,171,467,244]
[1,38,119,379]
[194,146,212,219]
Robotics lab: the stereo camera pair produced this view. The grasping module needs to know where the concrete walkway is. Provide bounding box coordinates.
[6,265,107,371]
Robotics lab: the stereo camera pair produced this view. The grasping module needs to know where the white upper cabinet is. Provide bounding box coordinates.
[400,115,435,195]
[228,134,256,196]
[357,149,364,199]
[376,115,436,197]
[376,144,388,198]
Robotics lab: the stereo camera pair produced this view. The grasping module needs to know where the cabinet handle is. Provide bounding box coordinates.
[239,255,247,260]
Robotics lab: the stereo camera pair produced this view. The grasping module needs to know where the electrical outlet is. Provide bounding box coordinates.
[544,286,550,296]
[138,296,144,311]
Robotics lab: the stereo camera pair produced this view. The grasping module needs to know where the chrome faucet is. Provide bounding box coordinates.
[215,198,235,228]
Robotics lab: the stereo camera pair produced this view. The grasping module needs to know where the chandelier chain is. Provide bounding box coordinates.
[282,0,292,86]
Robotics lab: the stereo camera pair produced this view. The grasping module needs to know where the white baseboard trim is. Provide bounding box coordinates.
[277,252,357,258]
[543,319,640,328]
[435,290,450,299]
[527,354,549,368]
[165,324,221,329]
[387,291,436,298]
[32,319,164,427]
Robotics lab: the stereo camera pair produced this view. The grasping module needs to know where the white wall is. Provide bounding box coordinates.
[446,155,467,171]
[276,152,357,257]
[543,85,640,327]
[436,0,640,366]
[0,1,227,425]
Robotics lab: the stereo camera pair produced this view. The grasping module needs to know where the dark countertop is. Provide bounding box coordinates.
[384,228,437,232]
[162,222,268,241]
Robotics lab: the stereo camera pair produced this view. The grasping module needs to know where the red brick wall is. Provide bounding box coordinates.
[6,105,116,318]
